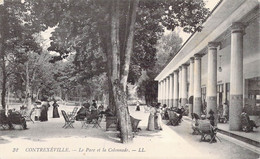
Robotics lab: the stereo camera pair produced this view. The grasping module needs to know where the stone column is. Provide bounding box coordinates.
[178,67,182,108]
[165,76,169,107]
[188,57,194,117]
[163,79,166,105]
[207,42,219,125]
[173,70,179,108]
[164,78,167,105]
[169,74,174,107]
[181,64,188,107]
[158,81,161,103]
[193,54,202,116]
[161,80,164,105]
[229,22,245,131]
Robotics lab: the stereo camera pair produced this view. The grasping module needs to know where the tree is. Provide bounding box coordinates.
[137,32,183,104]
[0,1,44,109]
[26,0,210,143]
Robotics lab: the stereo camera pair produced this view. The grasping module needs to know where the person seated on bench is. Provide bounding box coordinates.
[8,109,27,129]
[241,111,258,132]
[207,109,217,142]
[76,103,90,121]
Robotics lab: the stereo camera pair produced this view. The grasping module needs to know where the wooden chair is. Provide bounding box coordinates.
[81,110,102,129]
[191,113,200,135]
[61,110,75,128]
[67,107,78,119]
[130,116,141,134]
[23,108,35,123]
[197,121,221,143]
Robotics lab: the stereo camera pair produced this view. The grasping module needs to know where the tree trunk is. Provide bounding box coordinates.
[120,0,139,91]
[109,0,134,143]
[0,5,6,110]
[112,80,133,143]
[25,62,32,109]
[1,55,7,110]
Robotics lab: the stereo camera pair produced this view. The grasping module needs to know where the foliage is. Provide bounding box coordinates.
[137,31,183,103]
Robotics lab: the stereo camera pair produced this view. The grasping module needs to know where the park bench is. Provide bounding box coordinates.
[1,109,27,130]
[241,112,258,132]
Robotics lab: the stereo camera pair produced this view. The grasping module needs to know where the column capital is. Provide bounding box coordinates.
[194,54,202,60]
[190,57,194,63]
[208,42,220,50]
[174,70,179,74]
[231,22,245,34]
[182,64,188,68]
[178,66,182,71]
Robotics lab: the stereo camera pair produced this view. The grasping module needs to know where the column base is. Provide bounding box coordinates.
[173,99,179,108]
[207,96,217,126]
[229,95,243,131]
[168,99,173,108]
[167,99,170,107]
[181,98,188,107]
[188,104,193,118]
[194,97,202,117]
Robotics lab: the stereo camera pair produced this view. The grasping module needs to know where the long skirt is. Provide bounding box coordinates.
[154,113,162,130]
[53,106,60,118]
[40,108,48,121]
[147,114,155,131]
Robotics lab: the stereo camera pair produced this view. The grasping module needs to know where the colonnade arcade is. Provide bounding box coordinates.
[157,22,245,131]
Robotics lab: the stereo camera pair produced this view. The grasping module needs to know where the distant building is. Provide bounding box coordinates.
[155,0,259,131]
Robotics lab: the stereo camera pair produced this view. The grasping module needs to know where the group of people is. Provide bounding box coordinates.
[147,103,163,131]
[32,100,60,122]
[75,100,104,121]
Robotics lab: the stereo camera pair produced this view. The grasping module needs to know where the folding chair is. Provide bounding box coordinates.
[92,114,103,128]
[198,121,221,143]
[67,107,78,119]
[81,117,90,129]
[61,110,75,128]
[23,108,35,123]
[191,113,200,135]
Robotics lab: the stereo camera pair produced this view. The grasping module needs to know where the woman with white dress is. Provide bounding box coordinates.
[147,104,156,131]
[154,103,163,130]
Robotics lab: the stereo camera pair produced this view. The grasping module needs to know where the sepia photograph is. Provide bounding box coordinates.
[0,0,259,158]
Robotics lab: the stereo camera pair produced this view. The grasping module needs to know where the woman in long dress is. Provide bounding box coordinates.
[40,101,48,122]
[147,104,156,131]
[52,100,60,118]
[154,103,163,130]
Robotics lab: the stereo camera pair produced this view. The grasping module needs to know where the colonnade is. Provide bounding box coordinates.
[157,22,245,130]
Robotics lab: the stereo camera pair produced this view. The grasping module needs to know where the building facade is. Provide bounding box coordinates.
[155,0,259,131]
